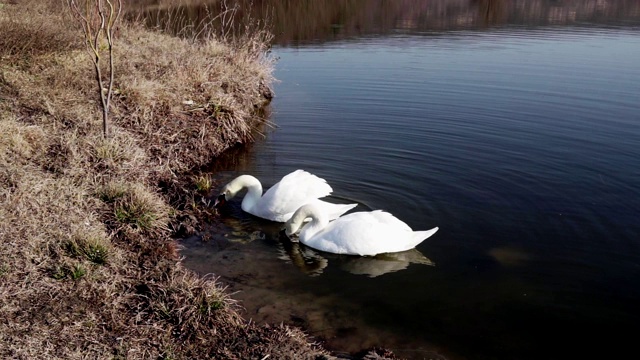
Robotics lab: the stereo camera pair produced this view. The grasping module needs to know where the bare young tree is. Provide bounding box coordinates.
[67,0,122,138]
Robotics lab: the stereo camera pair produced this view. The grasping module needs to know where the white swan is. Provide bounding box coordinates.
[214,169,357,222]
[284,203,439,256]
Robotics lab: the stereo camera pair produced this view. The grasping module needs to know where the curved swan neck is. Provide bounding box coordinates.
[230,175,263,212]
[290,203,329,241]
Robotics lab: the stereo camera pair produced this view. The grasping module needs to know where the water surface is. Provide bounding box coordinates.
[161,1,640,359]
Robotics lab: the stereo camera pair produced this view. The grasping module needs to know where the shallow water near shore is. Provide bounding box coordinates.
[169,1,640,359]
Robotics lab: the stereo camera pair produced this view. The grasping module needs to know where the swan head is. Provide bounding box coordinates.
[213,185,234,207]
[284,218,302,238]
[284,203,324,239]
[213,175,257,207]
[284,206,309,239]
[214,193,227,207]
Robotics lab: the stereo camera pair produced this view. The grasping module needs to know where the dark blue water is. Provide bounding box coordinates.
[181,19,640,360]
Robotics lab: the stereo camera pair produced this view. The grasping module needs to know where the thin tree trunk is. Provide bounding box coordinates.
[93,55,109,138]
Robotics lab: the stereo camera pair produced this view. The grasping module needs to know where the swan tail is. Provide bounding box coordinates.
[411,227,439,245]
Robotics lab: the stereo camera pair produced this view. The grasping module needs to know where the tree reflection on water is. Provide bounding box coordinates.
[127,0,640,45]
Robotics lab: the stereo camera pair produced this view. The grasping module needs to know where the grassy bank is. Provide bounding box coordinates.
[0,1,338,358]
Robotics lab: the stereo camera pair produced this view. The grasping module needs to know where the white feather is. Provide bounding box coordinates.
[285,203,439,256]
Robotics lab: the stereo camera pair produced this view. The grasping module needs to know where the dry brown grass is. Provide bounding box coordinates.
[113,25,270,175]
[0,0,333,358]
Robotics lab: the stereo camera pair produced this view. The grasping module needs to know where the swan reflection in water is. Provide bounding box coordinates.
[213,202,435,277]
[277,232,434,277]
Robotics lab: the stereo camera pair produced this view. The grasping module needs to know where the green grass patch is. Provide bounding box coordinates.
[51,266,67,280]
[64,234,110,265]
[51,263,86,281]
[159,347,177,360]
[83,242,109,265]
[200,293,226,313]
[0,263,8,277]
[110,184,168,234]
[70,263,86,280]
[200,299,225,314]
[115,200,158,230]
[194,175,212,193]
[92,138,129,164]
[97,182,127,203]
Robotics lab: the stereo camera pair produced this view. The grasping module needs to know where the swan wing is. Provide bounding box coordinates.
[304,212,398,255]
[274,169,333,198]
[367,210,412,231]
[257,170,334,221]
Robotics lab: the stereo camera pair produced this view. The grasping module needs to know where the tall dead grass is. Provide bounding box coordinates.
[0,0,330,358]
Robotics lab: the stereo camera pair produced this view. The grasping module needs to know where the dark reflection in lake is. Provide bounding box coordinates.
[131,1,640,360]
[128,0,640,44]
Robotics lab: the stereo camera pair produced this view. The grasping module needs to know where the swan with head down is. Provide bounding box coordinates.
[284,203,439,256]
[214,169,357,222]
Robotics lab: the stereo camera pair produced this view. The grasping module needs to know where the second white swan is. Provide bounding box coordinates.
[284,203,439,256]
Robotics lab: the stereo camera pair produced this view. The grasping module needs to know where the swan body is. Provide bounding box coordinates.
[285,203,438,256]
[215,169,357,222]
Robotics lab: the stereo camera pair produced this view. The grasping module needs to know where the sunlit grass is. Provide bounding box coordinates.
[70,263,86,280]
[97,182,127,203]
[51,263,87,281]
[115,201,158,230]
[93,138,129,163]
[64,235,110,265]
[194,175,212,193]
[199,296,225,314]
[110,184,169,234]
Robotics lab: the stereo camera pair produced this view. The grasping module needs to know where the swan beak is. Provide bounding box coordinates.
[280,229,299,242]
[283,228,299,241]
[280,227,291,238]
[213,194,226,207]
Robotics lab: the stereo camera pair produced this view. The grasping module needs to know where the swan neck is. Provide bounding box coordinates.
[239,176,263,212]
[296,204,329,242]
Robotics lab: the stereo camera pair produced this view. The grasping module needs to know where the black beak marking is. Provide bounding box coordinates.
[214,194,226,207]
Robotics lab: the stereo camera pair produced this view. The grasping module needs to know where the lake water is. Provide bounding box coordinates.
[140,1,640,359]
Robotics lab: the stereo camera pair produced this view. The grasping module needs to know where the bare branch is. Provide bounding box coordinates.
[67,0,122,138]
